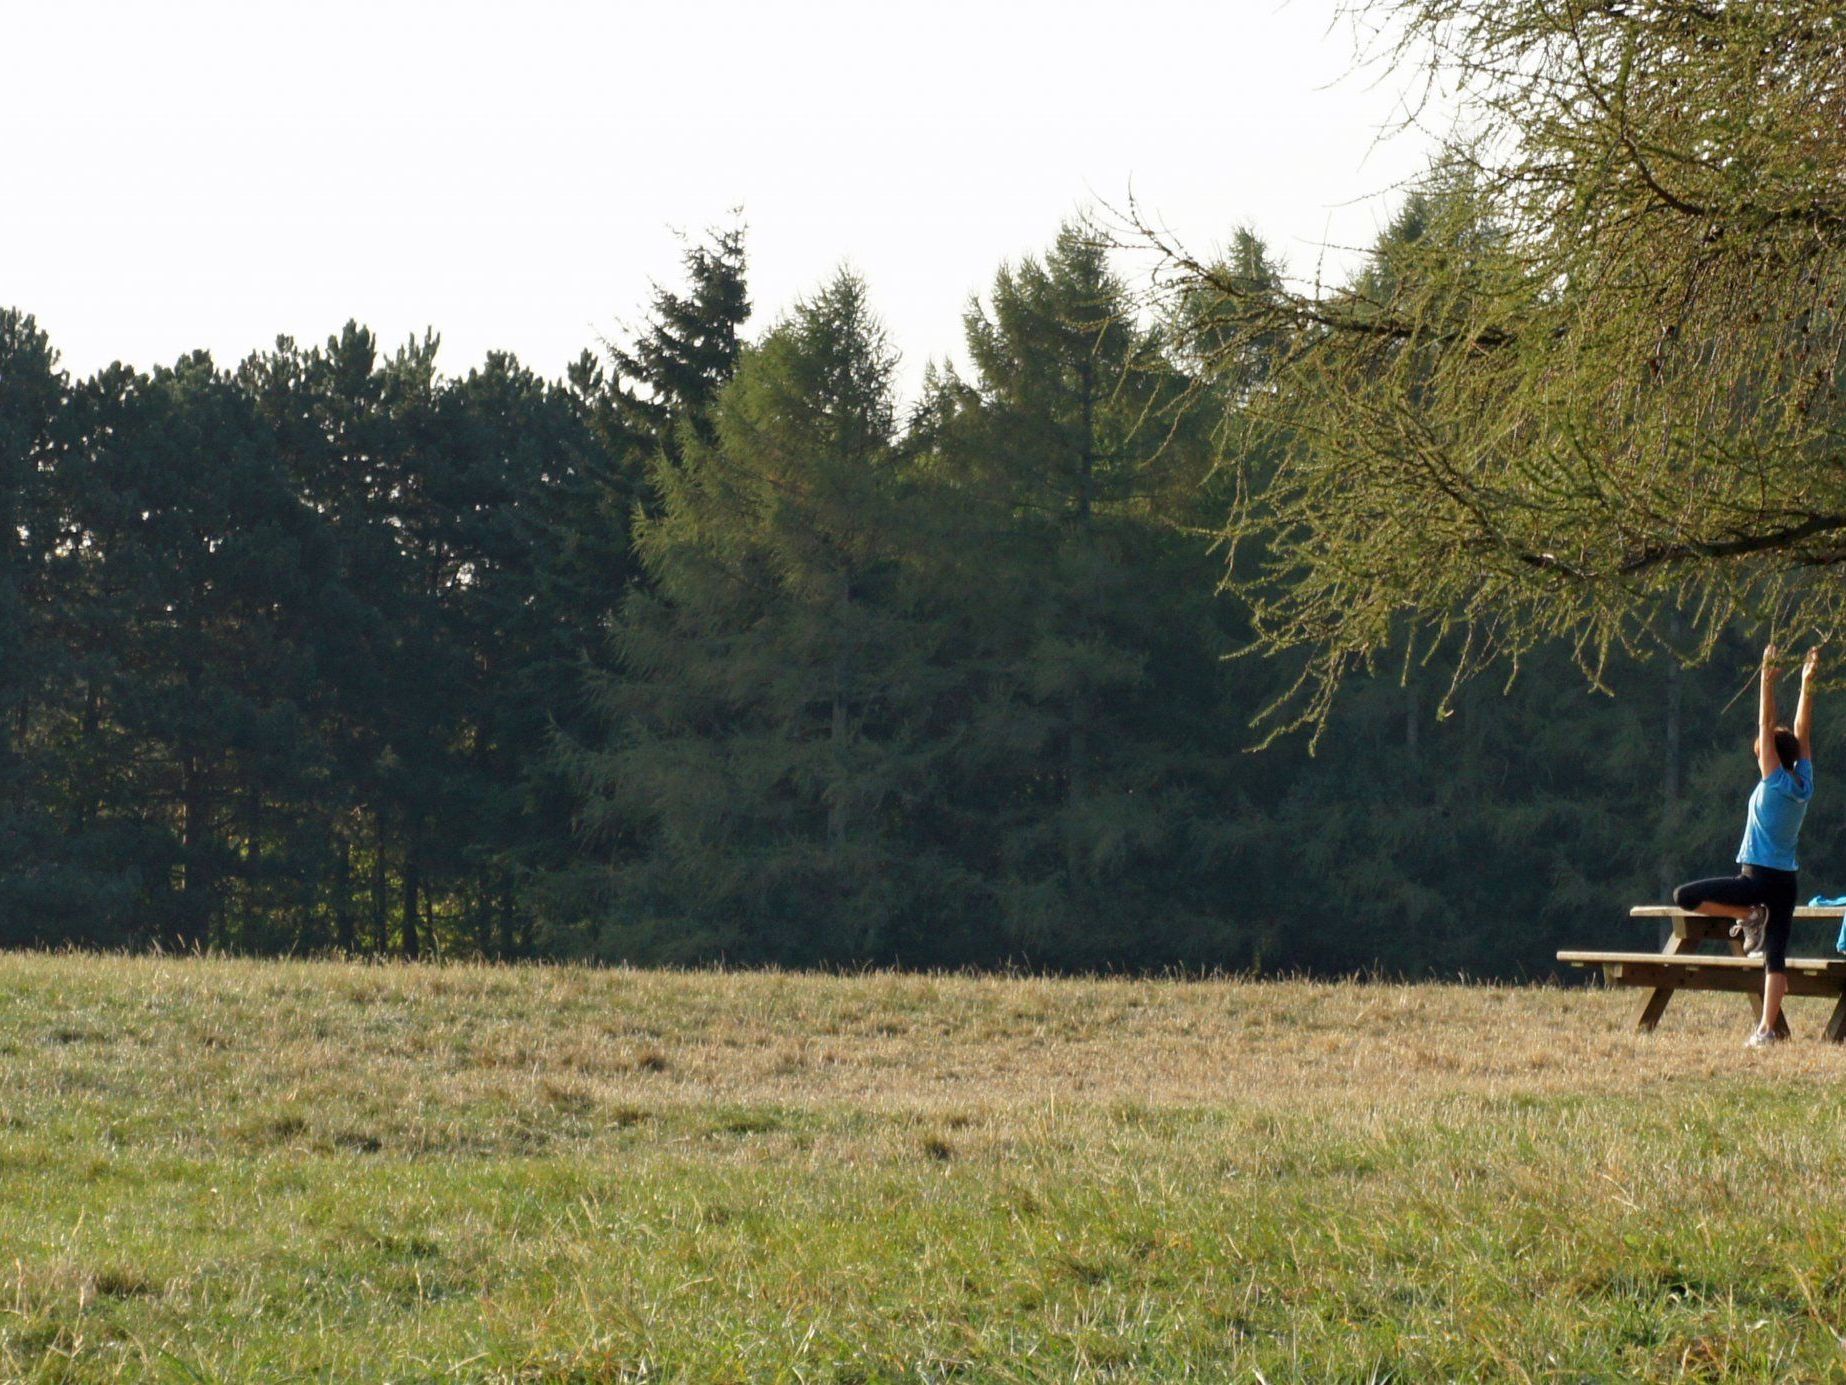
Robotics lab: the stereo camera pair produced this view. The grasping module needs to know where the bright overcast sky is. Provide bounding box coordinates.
[4,0,1446,401]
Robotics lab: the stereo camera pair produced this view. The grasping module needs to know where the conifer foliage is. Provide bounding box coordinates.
[0,201,1819,973]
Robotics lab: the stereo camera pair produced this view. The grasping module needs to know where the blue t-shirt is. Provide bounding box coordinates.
[1738,757,1814,872]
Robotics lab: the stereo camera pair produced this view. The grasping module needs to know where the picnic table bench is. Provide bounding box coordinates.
[1558,906,1846,1041]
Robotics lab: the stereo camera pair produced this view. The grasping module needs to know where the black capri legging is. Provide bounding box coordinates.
[1673,864,1798,974]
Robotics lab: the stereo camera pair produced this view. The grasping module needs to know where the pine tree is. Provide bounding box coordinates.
[51,350,333,946]
[916,223,1232,964]
[240,325,415,952]
[0,313,142,940]
[429,351,632,955]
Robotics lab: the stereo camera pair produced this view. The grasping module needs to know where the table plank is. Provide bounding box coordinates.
[1629,905,1846,918]
[1557,951,1846,971]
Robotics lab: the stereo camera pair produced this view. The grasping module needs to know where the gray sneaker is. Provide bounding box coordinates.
[1745,1025,1787,1049]
[1731,905,1769,957]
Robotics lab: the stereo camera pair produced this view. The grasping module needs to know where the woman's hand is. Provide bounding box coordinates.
[1804,647,1821,684]
[1764,643,1780,673]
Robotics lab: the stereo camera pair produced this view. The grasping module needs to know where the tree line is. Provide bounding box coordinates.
[1,200,1827,974]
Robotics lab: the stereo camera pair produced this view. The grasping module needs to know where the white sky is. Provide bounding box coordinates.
[3,0,1446,401]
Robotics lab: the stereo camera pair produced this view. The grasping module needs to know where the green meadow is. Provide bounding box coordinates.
[4,953,1846,1382]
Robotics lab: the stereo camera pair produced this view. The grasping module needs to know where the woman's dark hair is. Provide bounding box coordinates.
[1774,726,1802,772]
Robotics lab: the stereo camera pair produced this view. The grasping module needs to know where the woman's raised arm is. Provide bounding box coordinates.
[1796,647,1820,765]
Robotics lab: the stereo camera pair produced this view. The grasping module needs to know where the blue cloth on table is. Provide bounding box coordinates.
[1809,897,1846,952]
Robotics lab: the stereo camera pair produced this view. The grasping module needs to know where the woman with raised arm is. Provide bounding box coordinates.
[1671,644,1819,1048]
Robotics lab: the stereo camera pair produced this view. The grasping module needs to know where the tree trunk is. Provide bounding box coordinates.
[243,776,262,904]
[498,884,516,959]
[370,813,389,954]
[68,683,101,834]
[1065,359,1097,901]
[1065,708,1089,892]
[1660,657,1684,944]
[401,833,421,960]
[180,753,208,948]
[334,836,356,953]
[828,675,848,854]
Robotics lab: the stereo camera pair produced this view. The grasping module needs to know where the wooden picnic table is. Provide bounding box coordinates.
[1557,906,1846,1041]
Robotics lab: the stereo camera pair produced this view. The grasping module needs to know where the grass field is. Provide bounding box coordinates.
[4,954,1846,1382]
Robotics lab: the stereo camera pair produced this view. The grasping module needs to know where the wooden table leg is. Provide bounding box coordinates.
[1635,985,1675,1032]
[1634,930,1703,1032]
[1645,915,1793,1036]
[1824,992,1846,1043]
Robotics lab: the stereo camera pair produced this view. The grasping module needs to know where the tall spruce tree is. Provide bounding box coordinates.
[554,271,968,963]
[601,222,750,468]
[527,227,756,944]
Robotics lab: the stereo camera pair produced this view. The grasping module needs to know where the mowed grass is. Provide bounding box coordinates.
[4,957,1846,1382]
